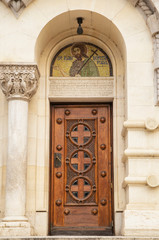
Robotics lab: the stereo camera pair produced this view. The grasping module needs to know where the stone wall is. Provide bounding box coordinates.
[0,0,158,236]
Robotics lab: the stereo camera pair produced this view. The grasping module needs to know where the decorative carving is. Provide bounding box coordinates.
[128,0,154,17]
[147,175,159,188]
[1,0,34,17]
[66,118,96,204]
[137,0,153,17]
[128,0,159,104]
[69,122,92,147]
[145,118,158,131]
[0,64,39,101]
[69,176,93,202]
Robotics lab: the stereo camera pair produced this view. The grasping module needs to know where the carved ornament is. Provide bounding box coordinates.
[128,0,159,105]
[1,0,34,17]
[145,118,158,131]
[0,64,40,101]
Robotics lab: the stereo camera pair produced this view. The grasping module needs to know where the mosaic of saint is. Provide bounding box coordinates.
[50,43,113,77]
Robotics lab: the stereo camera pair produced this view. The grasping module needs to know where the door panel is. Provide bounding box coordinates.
[50,104,113,235]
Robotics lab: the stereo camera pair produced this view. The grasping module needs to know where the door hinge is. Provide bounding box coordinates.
[111,183,113,189]
[110,146,113,152]
[112,221,114,227]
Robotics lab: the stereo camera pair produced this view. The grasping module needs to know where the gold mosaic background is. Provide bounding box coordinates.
[50,43,112,77]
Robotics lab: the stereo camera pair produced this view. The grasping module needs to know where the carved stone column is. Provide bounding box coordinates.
[0,64,40,236]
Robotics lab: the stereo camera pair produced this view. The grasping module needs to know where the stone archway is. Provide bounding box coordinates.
[0,0,157,236]
[35,10,126,235]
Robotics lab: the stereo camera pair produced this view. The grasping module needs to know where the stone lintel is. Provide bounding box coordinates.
[0,63,40,101]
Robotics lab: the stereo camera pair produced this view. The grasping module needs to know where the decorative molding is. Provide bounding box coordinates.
[0,63,40,101]
[123,149,159,162]
[1,0,34,17]
[128,0,154,16]
[123,175,159,188]
[122,176,147,188]
[122,118,159,137]
[128,0,159,105]
[137,0,153,17]
[145,118,158,130]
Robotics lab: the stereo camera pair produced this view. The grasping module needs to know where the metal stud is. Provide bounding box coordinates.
[56,200,62,206]
[65,109,70,116]
[56,145,62,151]
[64,209,70,215]
[92,109,97,115]
[56,118,62,124]
[56,172,62,178]
[101,171,107,177]
[100,117,106,123]
[100,199,107,206]
[100,144,106,150]
[91,208,98,215]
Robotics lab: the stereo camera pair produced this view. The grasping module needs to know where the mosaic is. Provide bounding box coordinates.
[50,43,113,77]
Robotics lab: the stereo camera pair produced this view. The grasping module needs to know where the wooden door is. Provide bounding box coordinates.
[50,104,113,235]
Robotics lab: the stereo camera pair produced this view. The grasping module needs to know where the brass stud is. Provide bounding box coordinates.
[56,199,62,206]
[101,171,107,177]
[65,109,70,116]
[100,117,106,123]
[100,199,107,206]
[56,145,62,151]
[91,208,98,215]
[56,172,62,178]
[64,209,70,215]
[56,118,62,124]
[65,185,69,192]
[92,109,97,115]
[100,144,106,150]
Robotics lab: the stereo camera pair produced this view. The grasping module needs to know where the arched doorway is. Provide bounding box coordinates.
[49,42,114,235]
[35,10,126,235]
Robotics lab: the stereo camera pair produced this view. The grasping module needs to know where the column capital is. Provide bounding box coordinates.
[0,63,40,101]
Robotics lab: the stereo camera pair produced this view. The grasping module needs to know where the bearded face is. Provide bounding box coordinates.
[72,47,82,60]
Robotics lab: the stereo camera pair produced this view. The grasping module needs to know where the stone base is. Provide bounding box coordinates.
[122,210,159,236]
[0,221,31,236]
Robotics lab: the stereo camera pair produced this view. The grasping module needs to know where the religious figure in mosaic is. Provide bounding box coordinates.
[51,42,113,77]
[69,43,99,77]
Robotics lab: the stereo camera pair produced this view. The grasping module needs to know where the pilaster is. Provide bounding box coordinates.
[0,63,40,236]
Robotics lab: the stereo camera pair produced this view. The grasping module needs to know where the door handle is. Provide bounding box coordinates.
[54,153,62,168]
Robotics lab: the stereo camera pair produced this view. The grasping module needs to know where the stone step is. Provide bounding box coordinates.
[0,237,129,239]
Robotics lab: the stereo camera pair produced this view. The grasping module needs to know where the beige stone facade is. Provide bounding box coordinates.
[0,0,159,237]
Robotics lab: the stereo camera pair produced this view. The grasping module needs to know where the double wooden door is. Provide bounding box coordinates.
[50,104,113,235]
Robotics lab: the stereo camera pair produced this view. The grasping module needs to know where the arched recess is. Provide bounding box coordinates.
[32,10,126,234]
